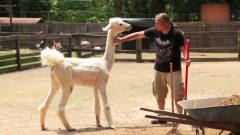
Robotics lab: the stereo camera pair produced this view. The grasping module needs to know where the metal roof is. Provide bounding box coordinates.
[0,17,44,24]
[122,18,155,28]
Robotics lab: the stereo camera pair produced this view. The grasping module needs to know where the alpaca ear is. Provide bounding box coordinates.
[102,23,112,31]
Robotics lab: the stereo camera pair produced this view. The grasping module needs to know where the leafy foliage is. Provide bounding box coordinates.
[0,0,239,22]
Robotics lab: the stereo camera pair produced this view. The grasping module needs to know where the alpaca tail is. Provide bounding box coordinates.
[41,47,64,67]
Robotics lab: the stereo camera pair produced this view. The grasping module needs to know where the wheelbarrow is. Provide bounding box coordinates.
[140,96,240,135]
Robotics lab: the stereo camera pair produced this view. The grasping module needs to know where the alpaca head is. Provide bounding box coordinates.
[102,18,131,35]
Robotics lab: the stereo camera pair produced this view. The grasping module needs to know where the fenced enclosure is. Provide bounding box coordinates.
[2,21,239,51]
[0,33,109,74]
[1,22,240,74]
[0,32,240,74]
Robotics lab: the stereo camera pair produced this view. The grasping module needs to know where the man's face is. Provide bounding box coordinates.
[155,19,169,32]
[155,19,165,31]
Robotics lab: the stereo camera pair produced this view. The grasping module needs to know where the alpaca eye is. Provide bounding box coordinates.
[119,23,123,26]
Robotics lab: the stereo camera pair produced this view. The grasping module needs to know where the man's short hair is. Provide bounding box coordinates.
[155,13,170,24]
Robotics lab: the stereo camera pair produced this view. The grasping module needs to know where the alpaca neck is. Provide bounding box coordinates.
[102,29,117,71]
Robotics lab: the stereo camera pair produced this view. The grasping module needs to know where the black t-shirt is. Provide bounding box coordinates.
[144,27,185,72]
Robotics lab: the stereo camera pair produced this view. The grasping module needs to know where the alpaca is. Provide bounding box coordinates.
[38,18,131,131]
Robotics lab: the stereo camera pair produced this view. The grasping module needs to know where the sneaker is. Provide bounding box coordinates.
[151,119,167,124]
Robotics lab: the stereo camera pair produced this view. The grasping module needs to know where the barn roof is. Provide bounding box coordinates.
[0,17,44,24]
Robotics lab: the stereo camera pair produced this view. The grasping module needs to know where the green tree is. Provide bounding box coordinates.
[1,0,240,22]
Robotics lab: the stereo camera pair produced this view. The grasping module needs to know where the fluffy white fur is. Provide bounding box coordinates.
[38,18,131,131]
[41,47,64,66]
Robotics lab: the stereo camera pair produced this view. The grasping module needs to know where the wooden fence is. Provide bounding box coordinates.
[1,32,240,74]
[0,33,141,74]
[0,34,71,74]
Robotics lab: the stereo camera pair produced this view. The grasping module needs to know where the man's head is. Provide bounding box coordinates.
[155,13,171,32]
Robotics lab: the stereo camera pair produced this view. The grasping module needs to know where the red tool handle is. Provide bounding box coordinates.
[184,38,190,100]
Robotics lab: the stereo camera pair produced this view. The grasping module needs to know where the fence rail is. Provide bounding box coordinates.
[0,32,240,74]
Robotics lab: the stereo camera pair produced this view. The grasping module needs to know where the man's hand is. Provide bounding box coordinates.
[114,37,123,45]
[185,60,191,67]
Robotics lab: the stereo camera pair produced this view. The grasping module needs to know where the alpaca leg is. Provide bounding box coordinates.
[38,77,59,130]
[93,87,101,127]
[57,86,75,131]
[99,86,114,129]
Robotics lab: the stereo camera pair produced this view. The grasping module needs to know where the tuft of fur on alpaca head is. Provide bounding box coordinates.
[102,17,131,32]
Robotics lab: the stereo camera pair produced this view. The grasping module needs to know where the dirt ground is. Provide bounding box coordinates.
[1,61,240,135]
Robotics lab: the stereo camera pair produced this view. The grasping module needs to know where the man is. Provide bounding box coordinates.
[114,13,190,123]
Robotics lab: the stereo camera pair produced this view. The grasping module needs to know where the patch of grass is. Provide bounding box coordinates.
[22,61,41,66]
[0,50,15,56]
[0,64,17,69]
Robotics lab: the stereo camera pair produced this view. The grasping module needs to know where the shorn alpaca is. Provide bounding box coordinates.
[38,18,131,131]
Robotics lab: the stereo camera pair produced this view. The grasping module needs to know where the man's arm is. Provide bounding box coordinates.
[114,31,145,45]
[180,45,186,59]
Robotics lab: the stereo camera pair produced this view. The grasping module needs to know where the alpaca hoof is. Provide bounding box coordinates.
[41,125,47,130]
[109,125,116,129]
[41,126,47,131]
[38,104,45,111]
[67,128,76,132]
[97,124,102,128]
[41,128,48,131]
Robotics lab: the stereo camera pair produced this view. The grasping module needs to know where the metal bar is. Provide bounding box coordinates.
[140,107,193,120]
[145,115,240,133]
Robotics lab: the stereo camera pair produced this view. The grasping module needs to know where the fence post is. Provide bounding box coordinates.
[238,30,240,60]
[91,38,95,56]
[16,40,21,70]
[136,39,142,62]
[69,38,72,57]
[76,36,82,57]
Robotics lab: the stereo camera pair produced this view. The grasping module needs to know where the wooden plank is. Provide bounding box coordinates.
[21,63,41,70]
[115,58,137,62]
[15,40,21,70]
[21,52,40,57]
[115,50,136,54]
[0,66,18,74]
[73,48,104,53]
[72,33,106,38]
[141,49,155,53]
[0,54,16,60]
[79,53,93,58]
[21,57,40,64]
[136,39,142,62]
[75,37,82,57]
[0,34,72,42]
[0,35,17,42]
[0,59,17,66]
[68,38,72,57]
[141,48,238,53]
[190,48,237,53]
[0,32,40,35]
[16,34,72,41]
[60,49,69,53]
